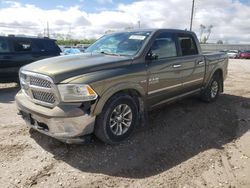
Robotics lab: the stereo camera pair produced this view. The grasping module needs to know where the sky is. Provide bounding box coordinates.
[0,0,250,43]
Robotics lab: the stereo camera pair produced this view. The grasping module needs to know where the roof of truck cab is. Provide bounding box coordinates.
[107,28,196,35]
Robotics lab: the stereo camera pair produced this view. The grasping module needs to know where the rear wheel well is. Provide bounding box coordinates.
[213,69,223,92]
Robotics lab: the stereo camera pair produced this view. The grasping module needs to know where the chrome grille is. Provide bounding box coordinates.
[32,91,56,104]
[30,76,52,88]
[20,70,58,107]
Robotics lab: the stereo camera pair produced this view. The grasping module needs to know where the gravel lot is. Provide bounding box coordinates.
[0,59,250,188]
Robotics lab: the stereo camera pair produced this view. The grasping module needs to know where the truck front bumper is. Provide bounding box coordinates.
[15,91,96,144]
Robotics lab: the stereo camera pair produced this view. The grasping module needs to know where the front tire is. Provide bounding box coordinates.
[95,93,139,144]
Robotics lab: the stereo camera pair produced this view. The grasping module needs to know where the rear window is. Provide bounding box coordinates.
[228,50,238,53]
[13,39,32,52]
[0,38,10,53]
[35,40,60,52]
[178,34,198,56]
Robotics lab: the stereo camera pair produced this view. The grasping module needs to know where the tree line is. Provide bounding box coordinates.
[56,39,97,46]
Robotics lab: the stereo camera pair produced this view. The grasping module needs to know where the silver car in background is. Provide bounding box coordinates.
[227,50,240,58]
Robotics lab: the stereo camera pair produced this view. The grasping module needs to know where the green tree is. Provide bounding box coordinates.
[217,40,223,44]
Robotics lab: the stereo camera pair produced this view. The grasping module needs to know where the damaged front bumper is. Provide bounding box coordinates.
[15,91,96,144]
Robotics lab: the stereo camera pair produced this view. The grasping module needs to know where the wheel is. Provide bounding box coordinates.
[200,73,222,102]
[95,93,139,144]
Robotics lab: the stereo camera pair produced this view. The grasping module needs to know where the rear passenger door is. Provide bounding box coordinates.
[177,33,205,92]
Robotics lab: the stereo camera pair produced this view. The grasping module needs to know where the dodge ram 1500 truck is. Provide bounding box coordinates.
[15,29,228,144]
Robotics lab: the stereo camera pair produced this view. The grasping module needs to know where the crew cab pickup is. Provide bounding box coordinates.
[15,29,228,144]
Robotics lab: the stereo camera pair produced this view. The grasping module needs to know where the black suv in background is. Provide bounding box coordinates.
[0,36,61,83]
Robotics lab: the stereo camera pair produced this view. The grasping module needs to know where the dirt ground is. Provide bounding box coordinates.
[0,59,249,188]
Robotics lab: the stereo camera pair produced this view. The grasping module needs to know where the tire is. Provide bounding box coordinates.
[94,93,139,144]
[200,73,222,102]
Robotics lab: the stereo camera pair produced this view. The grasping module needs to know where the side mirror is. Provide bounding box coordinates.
[146,51,158,60]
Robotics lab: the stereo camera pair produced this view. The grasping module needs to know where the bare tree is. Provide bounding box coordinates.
[199,24,206,42]
[200,24,213,44]
[206,25,213,42]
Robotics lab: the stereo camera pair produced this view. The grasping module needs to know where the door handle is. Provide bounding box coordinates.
[197,60,205,65]
[173,64,181,68]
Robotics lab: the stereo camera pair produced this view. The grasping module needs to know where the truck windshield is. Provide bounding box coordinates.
[86,31,152,56]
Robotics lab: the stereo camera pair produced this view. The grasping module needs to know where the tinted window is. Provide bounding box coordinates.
[178,34,198,56]
[35,40,60,52]
[13,39,32,52]
[151,32,177,59]
[0,38,10,53]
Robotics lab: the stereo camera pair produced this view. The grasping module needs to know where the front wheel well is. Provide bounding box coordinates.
[94,88,145,120]
[94,90,144,144]
[108,89,143,112]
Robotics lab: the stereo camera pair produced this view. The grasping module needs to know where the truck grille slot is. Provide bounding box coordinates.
[30,76,52,88]
[20,71,58,107]
[32,90,55,104]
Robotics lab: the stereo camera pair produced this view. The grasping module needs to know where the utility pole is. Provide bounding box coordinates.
[190,0,195,31]
[138,20,141,29]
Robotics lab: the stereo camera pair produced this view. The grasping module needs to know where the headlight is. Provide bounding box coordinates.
[57,84,98,102]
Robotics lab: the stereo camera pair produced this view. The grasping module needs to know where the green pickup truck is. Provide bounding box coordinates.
[16,29,228,144]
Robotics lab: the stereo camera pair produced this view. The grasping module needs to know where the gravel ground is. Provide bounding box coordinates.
[0,59,250,188]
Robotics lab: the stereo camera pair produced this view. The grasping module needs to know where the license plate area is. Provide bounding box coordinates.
[20,111,49,132]
[21,111,35,125]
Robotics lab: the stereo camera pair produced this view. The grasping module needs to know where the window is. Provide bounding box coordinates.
[35,40,60,52]
[13,40,32,52]
[0,38,10,53]
[178,34,198,56]
[150,33,177,59]
[86,31,152,56]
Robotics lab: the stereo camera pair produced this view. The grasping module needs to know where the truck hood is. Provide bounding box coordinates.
[22,53,133,83]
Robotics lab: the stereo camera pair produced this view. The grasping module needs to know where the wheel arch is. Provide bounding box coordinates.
[92,83,146,116]
[205,68,224,92]
[213,69,224,92]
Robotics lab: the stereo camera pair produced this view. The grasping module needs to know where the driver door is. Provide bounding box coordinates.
[146,32,184,107]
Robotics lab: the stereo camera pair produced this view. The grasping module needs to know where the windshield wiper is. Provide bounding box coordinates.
[100,51,120,56]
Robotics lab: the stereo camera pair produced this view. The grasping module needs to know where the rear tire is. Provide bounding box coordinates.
[95,93,139,144]
[200,73,222,102]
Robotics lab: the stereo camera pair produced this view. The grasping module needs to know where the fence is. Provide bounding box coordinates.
[200,44,250,52]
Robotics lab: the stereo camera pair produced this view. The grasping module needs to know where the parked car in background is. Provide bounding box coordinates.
[239,50,250,59]
[0,35,61,83]
[219,50,228,54]
[76,44,91,52]
[226,50,240,58]
[61,47,82,55]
